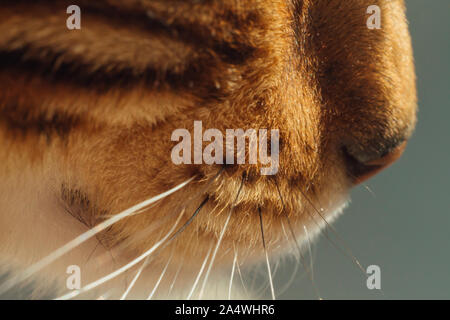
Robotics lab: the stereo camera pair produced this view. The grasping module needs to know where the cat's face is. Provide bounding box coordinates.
[0,0,416,298]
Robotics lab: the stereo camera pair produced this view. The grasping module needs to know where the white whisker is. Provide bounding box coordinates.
[147,255,172,300]
[228,250,238,300]
[259,207,276,300]
[0,177,195,296]
[299,188,366,275]
[303,225,314,281]
[120,258,149,300]
[96,291,113,300]
[187,246,213,300]
[197,208,232,300]
[197,177,244,300]
[277,220,302,296]
[278,257,301,296]
[235,256,249,299]
[168,262,183,297]
[281,219,299,260]
[283,215,322,300]
[55,208,186,300]
[275,180,322,299]
[256,260,280,298]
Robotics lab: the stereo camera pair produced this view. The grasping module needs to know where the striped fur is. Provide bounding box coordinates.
[0,0,416,299]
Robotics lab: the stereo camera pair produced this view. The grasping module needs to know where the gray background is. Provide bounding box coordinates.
[278,0,450,299]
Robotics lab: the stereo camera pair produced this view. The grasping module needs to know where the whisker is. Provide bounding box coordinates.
[121,193,209,300]
[120,257,149,300]
[305,189,386,297]
[197,175,245,300]
[55,207,188,300]
[60,194,211,300]
[84,242,101,266]
[111,169,224,255]
[147,255,173,300]
[228,250,238,300]
[280,219,299,261]
[277,254,301,296]
[96,291,113,300]
[277,220,306,296]
[197,210,232,300]
[342,163,377,199]
[168,261,183,297]
[0,177,196,296]
[62,169,219,299]
[297,187,366,275]
[258,207,276,300]
[303,225,315,282]
[363,184,376,198]
[284,215,323,299]
[255,259,280,299]
[249,266,258,292]
[274,179,322,300]
[186,245,213,300]
[235,253,249,299]
[163,196,210,247]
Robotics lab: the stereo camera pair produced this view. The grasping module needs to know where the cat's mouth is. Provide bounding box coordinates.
[181,135,408,266]
[52,132,406,292]
[159,167,351,265]
[55,126,408,268]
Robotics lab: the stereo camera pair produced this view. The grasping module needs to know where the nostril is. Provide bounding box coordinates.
[343,141,408,185]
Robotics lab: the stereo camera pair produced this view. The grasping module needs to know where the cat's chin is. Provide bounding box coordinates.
[238,190,351,265]
[0,164,352,299]
[173,170,352,268]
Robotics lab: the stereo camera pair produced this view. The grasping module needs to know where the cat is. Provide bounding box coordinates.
[0,0,417,299]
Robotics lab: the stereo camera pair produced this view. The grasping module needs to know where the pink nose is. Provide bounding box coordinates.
[351,141,408,185]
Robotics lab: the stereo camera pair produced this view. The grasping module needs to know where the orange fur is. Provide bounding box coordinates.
[0,0,416,299]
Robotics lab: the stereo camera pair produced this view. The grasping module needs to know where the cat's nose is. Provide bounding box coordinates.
[344,141,408,185]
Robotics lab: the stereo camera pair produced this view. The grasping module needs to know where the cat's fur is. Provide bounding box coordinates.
[0,0,416,299]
